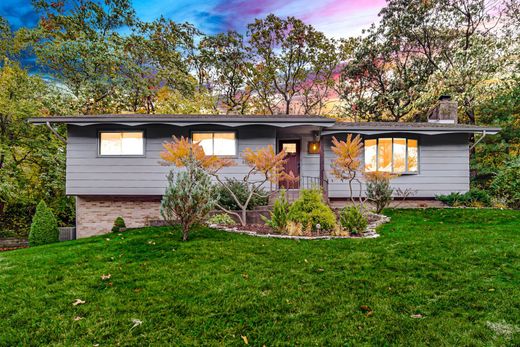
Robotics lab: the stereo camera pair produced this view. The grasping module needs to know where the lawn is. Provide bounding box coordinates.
[0,209,519,346]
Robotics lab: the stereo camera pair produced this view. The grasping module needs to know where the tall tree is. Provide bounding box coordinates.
[246,14,337,115]
[198,31,252,114]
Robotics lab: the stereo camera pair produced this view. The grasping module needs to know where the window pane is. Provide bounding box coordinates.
[393,138,406,173]
[213,132,236,155]
[192,133,214,155]
[121,132,144,155]
[100,132,122,155]
[282,143,297,153]
[408,139,418,172]
[378,138,392,172]
[364,139,377,172]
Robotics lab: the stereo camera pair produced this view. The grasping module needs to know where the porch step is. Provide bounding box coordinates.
[268,190,302,205]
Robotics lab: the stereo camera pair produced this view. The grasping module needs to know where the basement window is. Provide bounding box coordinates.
[364,138,418,173]
[192,132,237,156]
[99,131,144,156]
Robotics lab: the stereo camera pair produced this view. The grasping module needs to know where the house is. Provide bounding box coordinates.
[28,98,500,238]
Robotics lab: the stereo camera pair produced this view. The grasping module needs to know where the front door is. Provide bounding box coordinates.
[279,140,300,189]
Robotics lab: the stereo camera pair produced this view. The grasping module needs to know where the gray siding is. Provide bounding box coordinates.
[66,124,276,195]
[325,133,470,198]
[67,124,470,198]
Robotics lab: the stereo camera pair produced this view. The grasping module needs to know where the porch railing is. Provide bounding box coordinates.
[272,175,329,203]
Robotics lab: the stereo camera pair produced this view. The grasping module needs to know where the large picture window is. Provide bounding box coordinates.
[364,138,418,173]
[192,132,237,156]
[99,131,144,156]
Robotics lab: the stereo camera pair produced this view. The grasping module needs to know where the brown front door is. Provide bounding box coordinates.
[279,140,300,189]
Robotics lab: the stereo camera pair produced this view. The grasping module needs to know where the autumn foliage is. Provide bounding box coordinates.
[161,137,297,225]
[330,134,363,181]
[160,136,235,173]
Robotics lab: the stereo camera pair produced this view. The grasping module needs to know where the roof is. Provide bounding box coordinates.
[27,114,335,128]
[322,121,501,135]
[28,114,500,134]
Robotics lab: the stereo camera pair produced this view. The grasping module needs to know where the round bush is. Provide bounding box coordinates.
[29,200,59,246]
[287,189,336,231]
[339,206,367,234]
[112,216,126,232]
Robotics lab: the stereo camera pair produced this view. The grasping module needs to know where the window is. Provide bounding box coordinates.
[192,132,237,156]
[364,138,419,173]
[99,131,144,156]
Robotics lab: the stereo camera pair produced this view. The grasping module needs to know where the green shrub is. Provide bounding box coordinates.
[436,188,491,207]
[111,217,126,232]
[161,155,218,241]
[262,189,290,233]
[217,178,268,210]
[287,189,336,231]
[28,200,59,246]
[208,213,236,225]
[339,206,368,234]
[365,172,394,213]
[491,158,520,209]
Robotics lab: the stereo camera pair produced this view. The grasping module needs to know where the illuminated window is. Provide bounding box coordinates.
[99,131,144,156]
[282,143,297,154]
[192,132,236,156]
[364,138,419,173]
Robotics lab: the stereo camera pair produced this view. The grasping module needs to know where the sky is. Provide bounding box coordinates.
[0,0,386,38]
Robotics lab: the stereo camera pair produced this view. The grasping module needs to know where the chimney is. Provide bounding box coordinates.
[428,95,458,124]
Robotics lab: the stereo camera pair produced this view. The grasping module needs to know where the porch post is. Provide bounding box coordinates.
[319,132,327,201]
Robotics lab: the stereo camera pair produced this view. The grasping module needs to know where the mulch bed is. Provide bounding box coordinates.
[209,213,390,240]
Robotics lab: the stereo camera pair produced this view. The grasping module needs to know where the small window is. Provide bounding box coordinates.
[192,132,236,156]
[99,131,144,156]
[282,143,297,154]
[364,138,419,173]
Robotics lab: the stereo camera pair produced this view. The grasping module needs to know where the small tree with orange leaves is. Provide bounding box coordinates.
[330,134,365,205]
[161,137,296,226]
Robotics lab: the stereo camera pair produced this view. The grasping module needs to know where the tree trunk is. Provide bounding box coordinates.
[182,225,189,241]
[241,208,247,226]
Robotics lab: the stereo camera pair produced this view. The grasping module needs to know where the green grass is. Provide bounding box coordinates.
[1,209,519,346]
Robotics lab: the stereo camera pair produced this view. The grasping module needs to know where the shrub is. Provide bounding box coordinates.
[216,178,268,211]
[491,158,520,209]
[339,206,368,235]
[262,189,290,233]
[161,155,218,241]
[111,217,126,232]
[286,221,304,236]
[287,189,336,231]
[28,200,59,246]
[208,213,236,226]
[436,188,491,207]
[365,172,394,213]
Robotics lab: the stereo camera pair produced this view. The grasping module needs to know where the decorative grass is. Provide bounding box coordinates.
[0,209,519,346]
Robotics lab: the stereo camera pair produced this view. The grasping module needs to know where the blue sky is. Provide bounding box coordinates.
[1,0,385,38]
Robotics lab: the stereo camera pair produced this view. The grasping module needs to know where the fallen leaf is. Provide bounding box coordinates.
[131,318,143,330]
[411,314,423,319]
[242,273,249,279]
[73,316,83,321]
[360,305,371,312]
[73,299,86,306]
[101,274,111,280]
[317,268,324,272]
[241,335,249,345]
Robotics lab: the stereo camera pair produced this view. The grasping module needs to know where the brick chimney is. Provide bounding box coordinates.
[428,95,458,124]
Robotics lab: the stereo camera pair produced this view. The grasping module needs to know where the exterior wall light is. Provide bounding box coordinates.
[308,141,320,154]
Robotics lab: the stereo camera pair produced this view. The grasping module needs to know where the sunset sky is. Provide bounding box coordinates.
[1,0,386,38]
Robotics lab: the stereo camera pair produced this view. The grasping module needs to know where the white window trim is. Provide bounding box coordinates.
[364,137,419,174]
[98,130,146,157]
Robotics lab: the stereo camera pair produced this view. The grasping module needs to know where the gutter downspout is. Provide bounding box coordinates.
[45,121,67,144]
[470,130,487,151]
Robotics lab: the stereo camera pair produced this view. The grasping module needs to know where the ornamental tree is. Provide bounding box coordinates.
[330,135,364,204]
[161,136,296,226]
[160,152,218,241]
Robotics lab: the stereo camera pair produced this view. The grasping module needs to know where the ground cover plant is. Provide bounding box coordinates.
[0,209,519,345]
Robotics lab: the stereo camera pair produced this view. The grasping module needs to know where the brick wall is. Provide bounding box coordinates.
[76,196,162,238]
